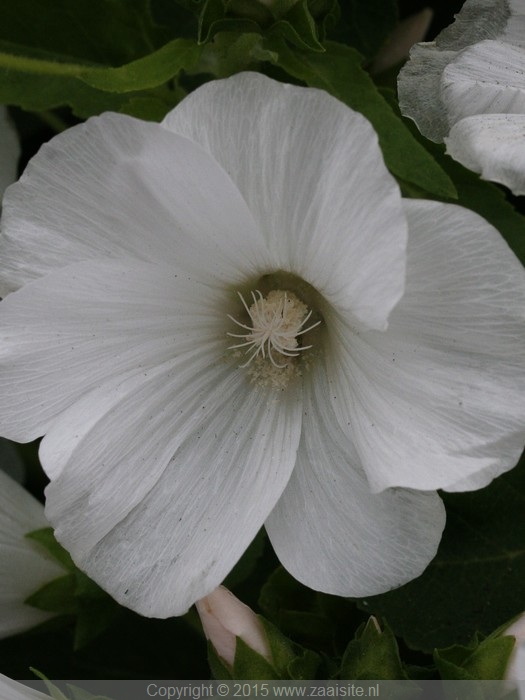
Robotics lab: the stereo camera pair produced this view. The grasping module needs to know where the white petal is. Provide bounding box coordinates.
[327,199,525,492]
[398,43,456,142]
[0,107,20,201]
[163,72,407,331]
[445,114,525,195]
[442,41,525,126]
[0,675,51,700]
[265,368,445,597]
[504,0,525,48]
[0,112,268,295]
[0,258,227,442]
[0,470,65,639]
[40,345,234,517]
[0,468,47,535]
[45,379,302,617]
[434,0,512,50]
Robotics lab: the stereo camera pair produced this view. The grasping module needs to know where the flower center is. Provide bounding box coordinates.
[227,289,321,388]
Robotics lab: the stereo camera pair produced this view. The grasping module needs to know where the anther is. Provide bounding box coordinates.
[227,289,320,370]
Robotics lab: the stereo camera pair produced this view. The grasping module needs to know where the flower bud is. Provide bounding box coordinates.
[196,586,271,668]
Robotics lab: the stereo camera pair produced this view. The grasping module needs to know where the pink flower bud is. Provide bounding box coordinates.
[196,586,272,668]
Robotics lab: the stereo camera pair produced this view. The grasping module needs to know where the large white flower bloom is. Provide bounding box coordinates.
[0,106,20,202]
[0,73,524,617]
[398,0,525,195]
[0,469,66,638]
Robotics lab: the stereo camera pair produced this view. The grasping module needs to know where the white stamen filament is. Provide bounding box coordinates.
[227,289,320,369]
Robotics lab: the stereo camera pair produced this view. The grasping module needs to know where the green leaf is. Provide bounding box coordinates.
[0,58,133,118]
[357,456,525,652]
[259,566,364,654]
[340,617,408,680]
[117,95,180,121]
[198,0,263,43]
[0,1,198,117]
[266,39,457,200]
[268,0,324,52]
[0,0,160,66]
[74,570,112,601]
[233,637,280,680]
[259,567,334,647]
[287,649,321,681]
[77,39,202,92]
[149,0,201,36]
[196,32,277,78]
[434,635,516,681]
[258,616,297,677]
[197,0,325,52]
[24,540,120,647]
[25,574,77,614]
[207,641,234,680]
[337,0,398,60]
[157,0,203,13]
[73,598,121,651]
[26,527,75,570]
[0,38,198,118]
[73,571,121,650]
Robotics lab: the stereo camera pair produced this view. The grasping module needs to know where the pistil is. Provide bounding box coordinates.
[228,289,320,387]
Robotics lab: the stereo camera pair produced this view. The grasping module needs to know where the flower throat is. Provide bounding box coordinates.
[228,285,321,389]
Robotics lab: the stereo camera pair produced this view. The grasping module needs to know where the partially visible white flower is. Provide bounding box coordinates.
[0,674,51,700]
[398,0,525,194]
[505,613,525,681]
[196,586,271,667]
[0,106,20,202]
[0,73,523,617]
[0,469,66,639]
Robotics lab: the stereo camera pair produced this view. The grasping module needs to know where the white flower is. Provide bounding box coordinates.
[0,674,51,700]
[0,106,20,202]
[0,73,524,617]
[0,469,66,639]
[398,0,525,194]
[196,585,271,668]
